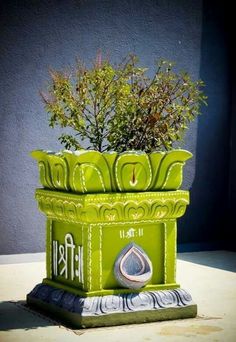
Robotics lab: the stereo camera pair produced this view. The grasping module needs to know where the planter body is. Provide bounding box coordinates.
[27,150,197,328]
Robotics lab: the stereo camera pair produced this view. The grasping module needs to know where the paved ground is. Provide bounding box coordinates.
[0,251,235,341]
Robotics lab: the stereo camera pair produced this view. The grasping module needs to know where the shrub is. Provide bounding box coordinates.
[41,53,207,152]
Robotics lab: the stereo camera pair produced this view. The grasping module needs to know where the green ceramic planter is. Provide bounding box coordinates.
[31,149,192,193]
[27,149,197,328]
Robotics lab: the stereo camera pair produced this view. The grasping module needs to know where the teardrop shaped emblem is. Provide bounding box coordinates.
[114,243,153,289]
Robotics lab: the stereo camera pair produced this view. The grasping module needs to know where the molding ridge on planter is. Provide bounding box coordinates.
[27,284,197,328]
[35,189,189,223]
[28,284,195,315]
[31,149,192,193]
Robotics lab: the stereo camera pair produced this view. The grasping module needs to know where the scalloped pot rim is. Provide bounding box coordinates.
[31,149,192,193]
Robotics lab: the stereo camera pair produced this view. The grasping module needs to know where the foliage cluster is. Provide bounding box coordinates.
[41,54,207,152]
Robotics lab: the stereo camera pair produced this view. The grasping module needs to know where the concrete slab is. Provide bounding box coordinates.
[0,251,235,341]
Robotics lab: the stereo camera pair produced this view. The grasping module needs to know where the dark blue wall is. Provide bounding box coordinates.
[0,0,231,254]
[179,1,232,251]
[228,4,235,251]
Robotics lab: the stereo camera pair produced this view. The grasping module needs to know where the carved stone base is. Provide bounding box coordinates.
[27,284,197,328]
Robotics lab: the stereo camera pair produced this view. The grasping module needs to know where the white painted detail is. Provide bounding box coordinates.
[88,226,92,291]
[52,233,83,283]
[53,240,58,276]
[67,234,76,280]
[59,244,67,278]
[164,223,167,284]
[161,162,183,189]
[119,227,144,239]
[75,245,83,283]
[80,244,84,284]
[129,179,138,187]
[99,225,102,289]
[73,163,106,193]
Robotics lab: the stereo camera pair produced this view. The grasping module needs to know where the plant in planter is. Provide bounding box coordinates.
[41,53,206,152]
[27,53,206,328]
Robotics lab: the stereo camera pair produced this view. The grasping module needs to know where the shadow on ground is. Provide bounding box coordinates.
[178,251,236,273]
[0,300,57,331]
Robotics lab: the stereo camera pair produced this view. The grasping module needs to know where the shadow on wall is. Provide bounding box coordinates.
[178,0,231,251]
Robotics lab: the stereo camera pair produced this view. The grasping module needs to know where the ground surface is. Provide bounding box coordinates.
[0,251,235,341]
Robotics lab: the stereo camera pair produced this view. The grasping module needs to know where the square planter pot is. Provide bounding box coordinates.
[27,149,197,328]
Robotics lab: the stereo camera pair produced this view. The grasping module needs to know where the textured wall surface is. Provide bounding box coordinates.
[179,1,231,250]
[228,6,235,251]
[0,0,230,254]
